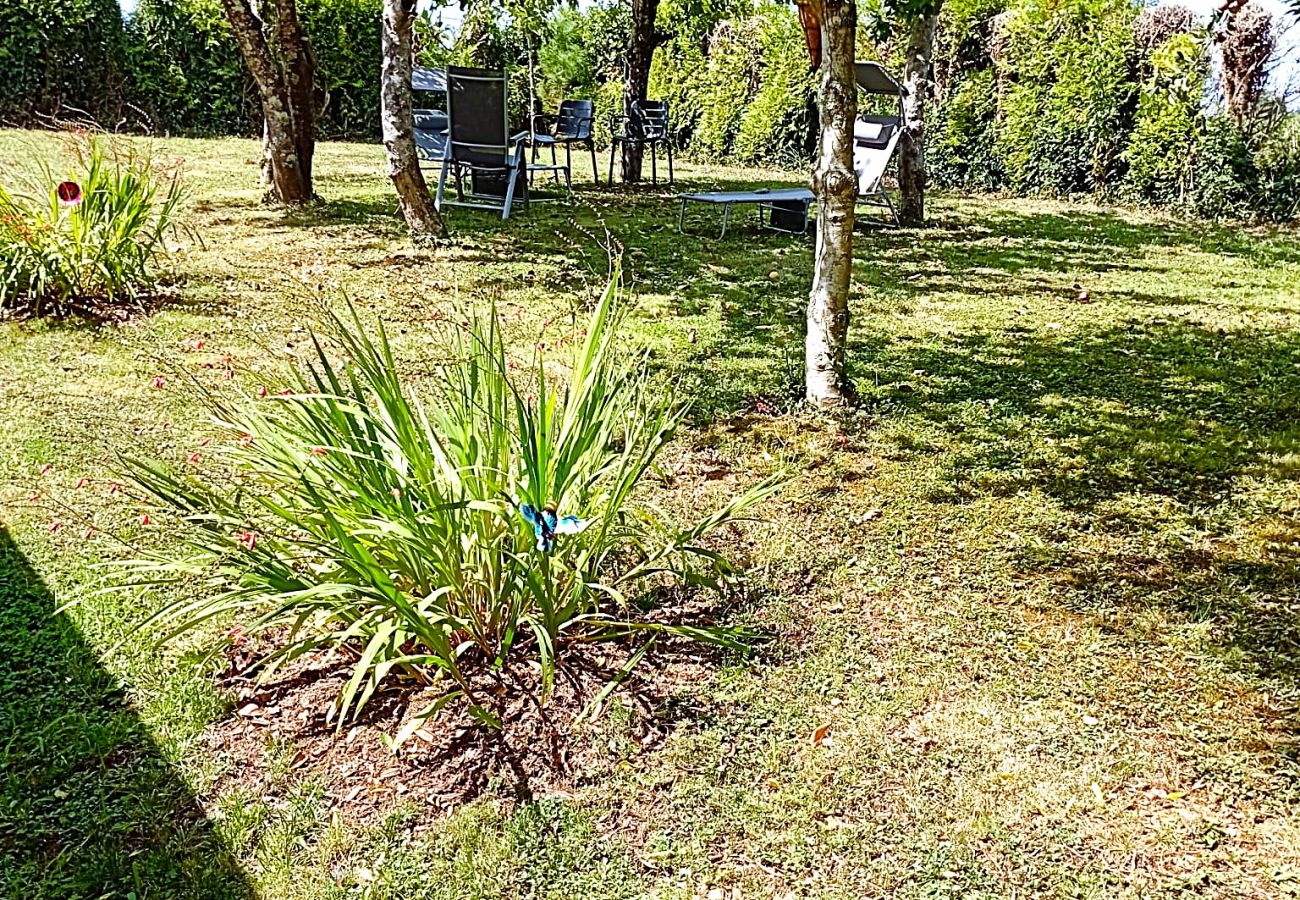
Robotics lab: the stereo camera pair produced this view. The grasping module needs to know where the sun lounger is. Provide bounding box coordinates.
[677,187,815,238]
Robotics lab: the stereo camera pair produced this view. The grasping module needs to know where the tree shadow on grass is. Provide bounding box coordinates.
[0,525,253,900]
[866,321,1300,692]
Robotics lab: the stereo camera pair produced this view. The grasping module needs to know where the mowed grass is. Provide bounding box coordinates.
[1,127,1299,899]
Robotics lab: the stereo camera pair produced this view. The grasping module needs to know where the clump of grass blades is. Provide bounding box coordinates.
[0,132,185,316]
[119,272,780,741]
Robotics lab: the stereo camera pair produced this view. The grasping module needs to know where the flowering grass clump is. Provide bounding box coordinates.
[0,133,185,316]
[120,273,780,742]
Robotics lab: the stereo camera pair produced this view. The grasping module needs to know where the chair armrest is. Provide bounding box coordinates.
[531,113,557,134]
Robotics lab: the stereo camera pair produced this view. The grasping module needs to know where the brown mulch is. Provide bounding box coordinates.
[202,630,720,828]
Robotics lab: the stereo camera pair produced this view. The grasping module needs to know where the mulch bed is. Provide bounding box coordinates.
[202,627,720,827]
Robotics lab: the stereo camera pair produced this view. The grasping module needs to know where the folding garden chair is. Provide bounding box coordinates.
[609,100,674,185]
[435,66,529,220]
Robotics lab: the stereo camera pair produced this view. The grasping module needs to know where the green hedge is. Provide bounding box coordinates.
[0,0,127,126]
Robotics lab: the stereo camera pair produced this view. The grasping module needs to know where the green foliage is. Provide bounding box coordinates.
[536,3,630,144]
[0,134,186,316]
[651,2,813,166]
[930,68,1002,190]
[0,0,128,127]
[299,0,385,139]
[1123,33,1206,206]
[125,0,252,136]
[119,272,778,743]
[995,0,1138,194]
[1251,115,1300,222]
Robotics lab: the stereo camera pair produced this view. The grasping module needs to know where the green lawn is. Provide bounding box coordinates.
[2,128,1299,899]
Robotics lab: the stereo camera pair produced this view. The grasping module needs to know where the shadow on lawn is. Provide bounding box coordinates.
[0,526,252,899]
[869,320,1300,688]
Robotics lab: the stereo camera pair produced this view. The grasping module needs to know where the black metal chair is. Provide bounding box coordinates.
[532,99,598,185]
[609,100,674,185]
[435,66,529,220]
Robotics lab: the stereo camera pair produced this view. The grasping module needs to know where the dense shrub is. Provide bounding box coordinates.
[0,0,128,127]
[1248,115,1300,221]
[994,0,1138,195]
[1123,33,1206,206]
[125,0,252,136]
[121,273,778,741]
[651,2,813,166]
[0,134,186,316]
[930,68,1002,191]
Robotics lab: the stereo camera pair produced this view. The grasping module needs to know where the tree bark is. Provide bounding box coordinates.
[898,7,939,227]
[220,0,313,205]
[272,0,315,198]
[805,0,857,407]
[381,0,445,239]
[621,0,660,183]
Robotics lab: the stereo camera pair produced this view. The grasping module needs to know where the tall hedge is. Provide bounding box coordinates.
[0,0,128,126]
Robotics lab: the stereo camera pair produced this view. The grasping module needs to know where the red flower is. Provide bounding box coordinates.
[56,181,83,207]
[310,447,328,456]
[139,514,151,526]
[49,521,62,533]
[186,452,202,465]
[152,376,166,389]
[237,531,257,551]
[38,463,51,476]
[257,385,268,398]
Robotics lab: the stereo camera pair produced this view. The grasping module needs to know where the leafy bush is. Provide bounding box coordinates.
[1187,116,1258,220]
[0,135,186,316]
[121,273,779,741]
[1251,116,1300,222]
[994,0,1138,194]
[125,0,253,136]
[0,0,128,127]
[931,69,1002,191]
[1123,33,1206,206]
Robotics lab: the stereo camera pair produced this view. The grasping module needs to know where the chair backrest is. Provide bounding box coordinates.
[853,115,902,195]
[628,100,670,140]
[447,66,510,169]
[555,100,594,140]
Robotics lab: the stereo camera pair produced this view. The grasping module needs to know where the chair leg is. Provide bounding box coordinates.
[609,141,617,184]
[651,143,657,185]
[551,144,559,186]
[667,140,674,185]
[503,166,518,220]
[435,159,449,211]
[590,141,599,186]
[564,143,572,187]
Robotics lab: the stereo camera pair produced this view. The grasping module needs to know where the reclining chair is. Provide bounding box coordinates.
[435,66,529,220]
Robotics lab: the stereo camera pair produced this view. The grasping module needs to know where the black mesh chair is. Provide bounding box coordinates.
[435,66,529,220]
[609,100,674,185]
[532,99,597,185]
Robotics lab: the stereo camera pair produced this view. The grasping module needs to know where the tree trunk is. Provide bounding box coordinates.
[805,0,857,407]
[220,0,313,205]
[381,0,444,239]
[621,0,660,183]
[272,0,315,198]
[898,8,939,227]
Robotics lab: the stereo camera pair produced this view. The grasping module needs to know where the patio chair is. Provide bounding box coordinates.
[852,61,907,225]
[609,100,674,185]
[853,115,902,224]
[435,66,529,220]
[532,99,598,185]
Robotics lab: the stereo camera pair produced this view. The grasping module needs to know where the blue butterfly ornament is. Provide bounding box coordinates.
[520,503,590,552]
